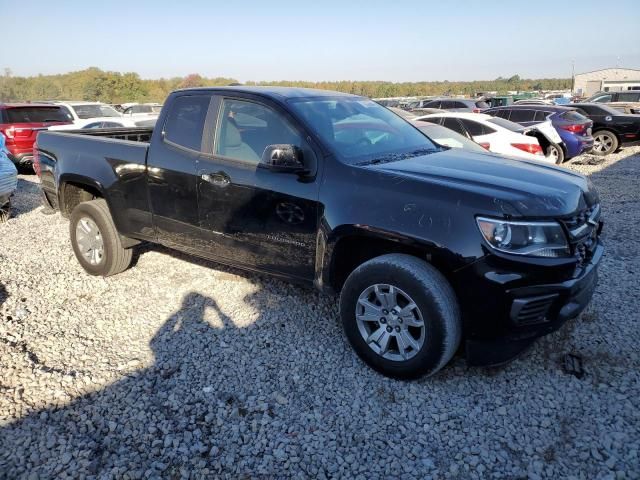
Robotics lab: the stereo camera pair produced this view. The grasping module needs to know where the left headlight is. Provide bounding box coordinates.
[476,217,570,257]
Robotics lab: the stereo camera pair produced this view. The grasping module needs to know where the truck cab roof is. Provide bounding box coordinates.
[175,86,359,100]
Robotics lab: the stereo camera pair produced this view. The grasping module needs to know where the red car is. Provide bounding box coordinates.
[0,103,72,169]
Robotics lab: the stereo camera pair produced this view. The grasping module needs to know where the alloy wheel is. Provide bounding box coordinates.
[75,217,104,265]
[593,133,614,154]
[355,284,425,361]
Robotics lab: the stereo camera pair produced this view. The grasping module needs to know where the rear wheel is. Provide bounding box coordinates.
[546,143,565,164]
[70,199,133,276]
[340,254,461,379]
[592,130,618,156]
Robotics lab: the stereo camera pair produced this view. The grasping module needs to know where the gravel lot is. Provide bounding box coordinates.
[1,148,639,479]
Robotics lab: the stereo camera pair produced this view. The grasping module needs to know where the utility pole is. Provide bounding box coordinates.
[571,60,575,94]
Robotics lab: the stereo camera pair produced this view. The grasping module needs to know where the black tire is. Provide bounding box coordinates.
[70,199,133,277]
[546,143,565,165]
[340,253,461,379]
[0,200,10,223]
[592,130,619,156]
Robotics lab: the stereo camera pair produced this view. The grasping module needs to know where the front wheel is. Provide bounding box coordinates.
[70,199,133,277]
[546,143,565,164]
[592,130,619,156]
[340,254,461,379]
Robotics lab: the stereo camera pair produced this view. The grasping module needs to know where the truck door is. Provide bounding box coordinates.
[146,94,213,247]
[196,95,321,281]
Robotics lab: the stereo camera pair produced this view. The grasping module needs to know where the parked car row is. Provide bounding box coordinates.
[483,105,594,161]
[406,98,489,113]
[0,101,160,170]
[571,103,640,155]
[385,90,640,158]
[584,91,640,114]
[386,96,622,161]
[415,113,550,162]
[0,103,72,167]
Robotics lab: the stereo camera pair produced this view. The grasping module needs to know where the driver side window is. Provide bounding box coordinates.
[214,99,306,165]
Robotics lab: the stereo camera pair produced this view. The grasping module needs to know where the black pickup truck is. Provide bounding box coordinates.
[35,87,603,379]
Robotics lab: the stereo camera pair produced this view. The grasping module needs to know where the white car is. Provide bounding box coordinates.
[414,112,550,162]
[122,103,162,117]
[121,103,162,123]
[53,101,124,128]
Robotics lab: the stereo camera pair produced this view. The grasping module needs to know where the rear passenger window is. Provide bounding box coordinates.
[163,95,211,151]
[459,119,487,136]
[508,110,536,122]
[560,111,589,122]
[495,109,510,119]
[618,92,640,102]
[441,118,466,136]
[534,111,547,122]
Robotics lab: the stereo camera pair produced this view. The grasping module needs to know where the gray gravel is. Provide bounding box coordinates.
[1,148,639,479]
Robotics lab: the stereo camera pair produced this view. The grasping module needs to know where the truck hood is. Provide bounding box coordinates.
[367,148,598,217]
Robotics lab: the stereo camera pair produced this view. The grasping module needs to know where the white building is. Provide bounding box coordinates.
[573,68,640,96]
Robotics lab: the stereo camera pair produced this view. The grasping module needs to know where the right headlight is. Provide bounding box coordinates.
[476,217,570,258]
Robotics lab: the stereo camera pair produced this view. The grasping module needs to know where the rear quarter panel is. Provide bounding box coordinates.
[37,131,153,238]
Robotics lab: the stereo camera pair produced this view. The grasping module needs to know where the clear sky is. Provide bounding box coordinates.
[1,0,638,82]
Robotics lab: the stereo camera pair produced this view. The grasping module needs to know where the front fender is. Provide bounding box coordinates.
[314,221,466,294]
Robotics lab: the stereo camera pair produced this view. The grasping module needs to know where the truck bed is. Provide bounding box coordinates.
[36,128,152,213]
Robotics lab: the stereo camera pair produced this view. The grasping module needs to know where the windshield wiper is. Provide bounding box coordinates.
[355,147,440,166]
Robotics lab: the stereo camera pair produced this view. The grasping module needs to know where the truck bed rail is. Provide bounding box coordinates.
[55,127,154,143]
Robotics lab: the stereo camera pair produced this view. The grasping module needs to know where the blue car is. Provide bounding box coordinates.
[483,105,594,160]
[1,132,18,221]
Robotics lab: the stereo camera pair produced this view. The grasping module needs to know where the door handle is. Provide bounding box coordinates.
[201,172,230,187]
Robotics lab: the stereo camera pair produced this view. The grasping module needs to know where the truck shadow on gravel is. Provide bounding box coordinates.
[0,289,356,477]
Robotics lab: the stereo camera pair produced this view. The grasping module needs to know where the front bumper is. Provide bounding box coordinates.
[456,241,603,366]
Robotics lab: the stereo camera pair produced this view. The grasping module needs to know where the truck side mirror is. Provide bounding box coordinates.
[260,144,306,173]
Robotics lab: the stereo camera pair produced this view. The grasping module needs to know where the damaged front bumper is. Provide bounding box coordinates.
[460,241,604,367]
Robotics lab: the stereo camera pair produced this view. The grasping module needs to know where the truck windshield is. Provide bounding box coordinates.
[72,104,122,119]
[289,97,437,164]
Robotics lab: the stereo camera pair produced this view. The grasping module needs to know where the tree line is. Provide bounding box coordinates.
[0,68,572,104]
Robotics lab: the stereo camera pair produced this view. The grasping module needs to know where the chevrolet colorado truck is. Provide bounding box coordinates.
[35,87,604,379]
